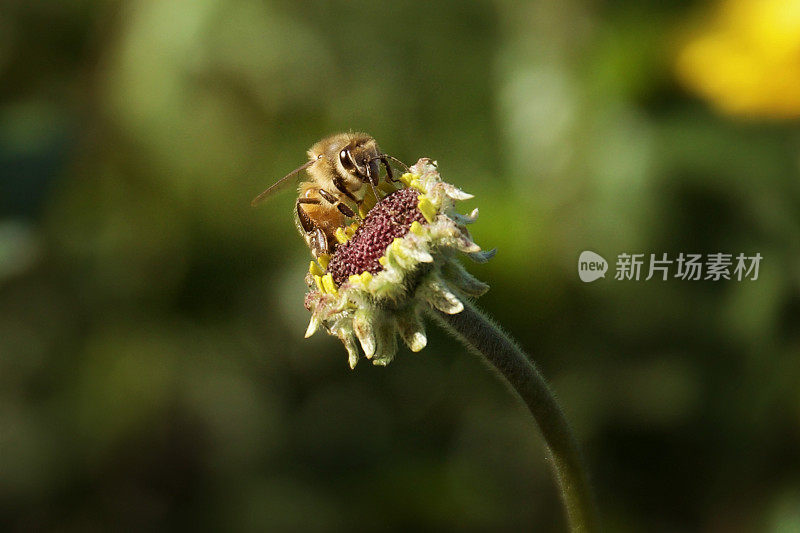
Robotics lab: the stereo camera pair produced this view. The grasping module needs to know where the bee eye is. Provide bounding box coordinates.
[339,149,355,171]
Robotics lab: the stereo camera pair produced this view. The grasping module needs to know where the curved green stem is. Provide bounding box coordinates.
[426,300,599,532]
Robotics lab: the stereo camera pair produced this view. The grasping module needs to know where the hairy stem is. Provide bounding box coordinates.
[426,300,599,532]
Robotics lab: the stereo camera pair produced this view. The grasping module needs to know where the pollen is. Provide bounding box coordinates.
[399,172,418,187]
[334,227,349,244]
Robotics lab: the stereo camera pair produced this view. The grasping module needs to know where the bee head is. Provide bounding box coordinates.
[337,137,382,186]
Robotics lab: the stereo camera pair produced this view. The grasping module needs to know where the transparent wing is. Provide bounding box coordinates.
[250,156,319,207]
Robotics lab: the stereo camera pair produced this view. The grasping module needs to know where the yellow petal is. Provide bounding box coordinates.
[391,238,406,257]
[309,260,324,277]
[417,197,437,223]
[399,172,418,187]
[321,273,338,295]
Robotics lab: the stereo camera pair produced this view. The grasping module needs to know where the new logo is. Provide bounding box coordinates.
[578,251,608,283]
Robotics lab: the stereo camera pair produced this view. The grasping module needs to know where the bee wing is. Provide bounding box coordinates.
[250,156,320,207]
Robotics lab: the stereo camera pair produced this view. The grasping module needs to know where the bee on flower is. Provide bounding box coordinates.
[251,142,596,530]
[303,159,494,368]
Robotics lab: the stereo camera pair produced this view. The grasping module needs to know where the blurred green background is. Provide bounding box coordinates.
[1,0,799,531]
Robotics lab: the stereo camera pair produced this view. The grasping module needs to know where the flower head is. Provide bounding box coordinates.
[303,159,495,368]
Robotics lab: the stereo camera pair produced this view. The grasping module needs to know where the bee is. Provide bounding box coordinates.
[251,132,405,257]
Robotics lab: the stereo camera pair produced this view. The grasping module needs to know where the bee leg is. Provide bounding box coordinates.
[319,188,358,219]
[296,199,316,233]
[377,154,408,183]
[363,163,384,202]
[332,176,358,203]
[309,228,329,257]
[379,156,395,183]
[296,200,332,256]
[330,176,363,219]
[318,188,338,205]
[335,202,356,218]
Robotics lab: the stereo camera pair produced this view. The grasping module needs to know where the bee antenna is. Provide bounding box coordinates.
[251,155,321,207]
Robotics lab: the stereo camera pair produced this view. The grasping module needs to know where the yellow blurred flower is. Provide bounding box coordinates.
[676,0,800,118]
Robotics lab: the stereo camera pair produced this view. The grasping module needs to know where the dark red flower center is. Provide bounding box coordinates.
[327,187,426,285]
